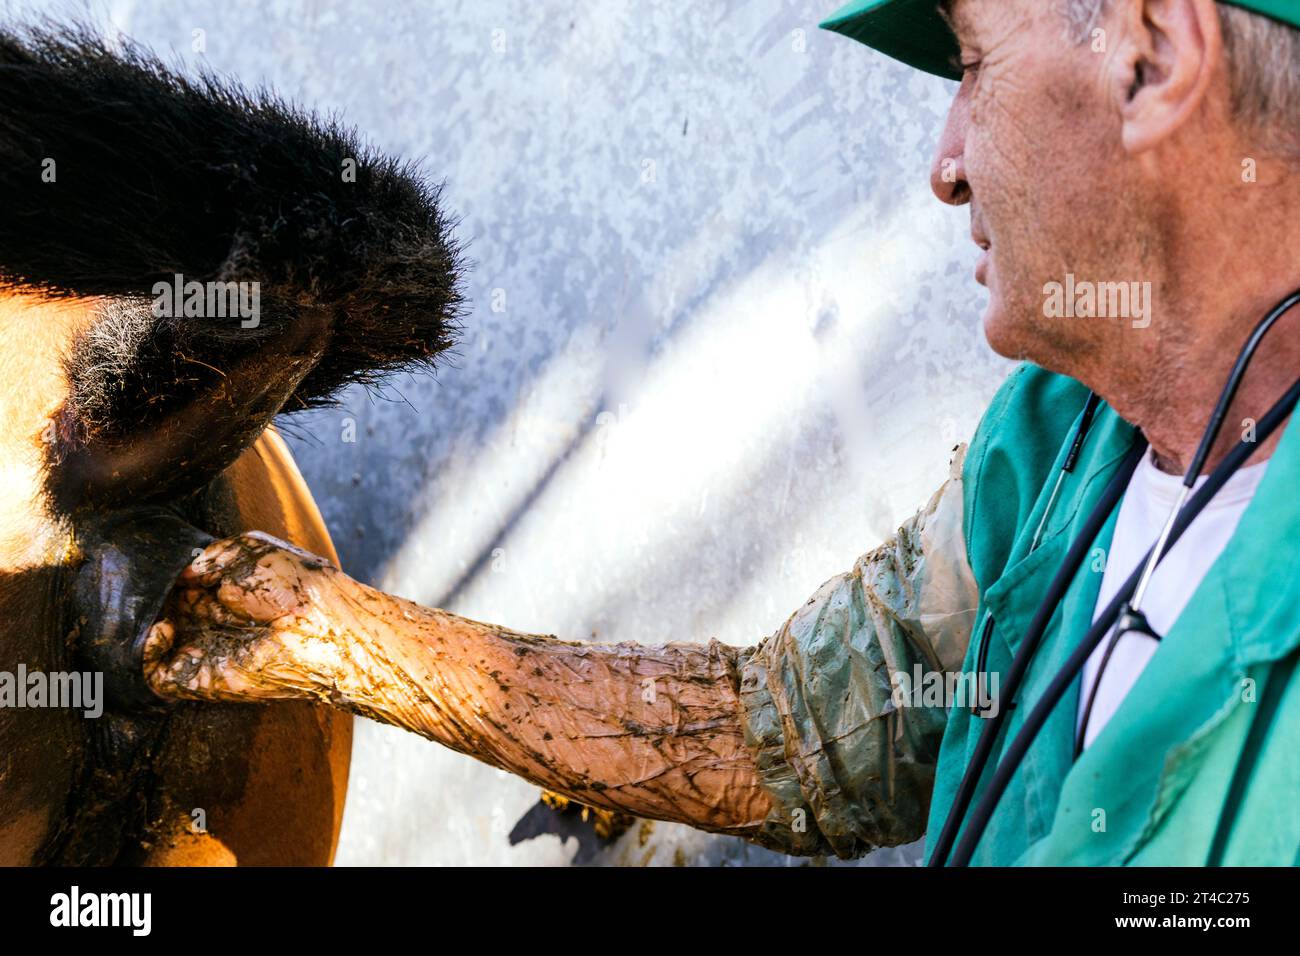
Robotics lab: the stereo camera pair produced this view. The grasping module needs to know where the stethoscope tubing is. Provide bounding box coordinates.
[1076,292,1300,761]
[926,434,1147,866]
[943,374,1300,866]
[930,289,1300,866]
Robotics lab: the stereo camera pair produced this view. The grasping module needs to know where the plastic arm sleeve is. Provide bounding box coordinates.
[736,447,977,858]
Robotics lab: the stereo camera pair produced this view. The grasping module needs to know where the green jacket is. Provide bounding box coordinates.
[738,363,1299,865]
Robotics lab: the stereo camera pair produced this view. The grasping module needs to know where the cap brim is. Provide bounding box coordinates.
[820,0,961,82]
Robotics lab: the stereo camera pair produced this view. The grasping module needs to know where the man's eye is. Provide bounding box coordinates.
[948,52,981,78]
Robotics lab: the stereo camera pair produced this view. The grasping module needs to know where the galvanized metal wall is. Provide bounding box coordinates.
[55,0,1011,864]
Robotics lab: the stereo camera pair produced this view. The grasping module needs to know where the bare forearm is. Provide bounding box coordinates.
[146,536,772,835]
[393,607,771,833]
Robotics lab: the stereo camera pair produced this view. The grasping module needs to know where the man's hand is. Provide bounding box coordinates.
[144,531,774,837]
[145,532,371,703]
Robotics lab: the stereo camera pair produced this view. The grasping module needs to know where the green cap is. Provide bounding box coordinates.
[820,0,1300,82]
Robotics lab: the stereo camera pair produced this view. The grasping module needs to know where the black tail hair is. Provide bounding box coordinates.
[0,21,465,430]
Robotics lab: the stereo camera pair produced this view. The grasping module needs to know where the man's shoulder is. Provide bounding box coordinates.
[960,363,1092,589]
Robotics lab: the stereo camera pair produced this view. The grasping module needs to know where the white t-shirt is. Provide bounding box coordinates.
[1076,448,1270,751]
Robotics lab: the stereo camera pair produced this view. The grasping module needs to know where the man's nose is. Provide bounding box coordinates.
[929,96,970,206]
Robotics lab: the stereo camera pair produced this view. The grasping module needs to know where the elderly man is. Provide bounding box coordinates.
[147,0,1300,866]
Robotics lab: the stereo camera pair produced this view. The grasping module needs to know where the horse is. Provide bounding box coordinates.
[0,22,462,865]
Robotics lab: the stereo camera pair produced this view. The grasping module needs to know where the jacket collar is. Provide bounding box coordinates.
[1025,396,1300,864]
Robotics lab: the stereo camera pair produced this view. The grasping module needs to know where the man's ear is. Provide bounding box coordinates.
[1109,0,1223,154]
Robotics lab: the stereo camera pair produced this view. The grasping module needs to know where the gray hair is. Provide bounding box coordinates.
[1060,0,1300,157]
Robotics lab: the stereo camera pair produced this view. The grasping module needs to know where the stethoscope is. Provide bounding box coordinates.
[929,288,1300,867]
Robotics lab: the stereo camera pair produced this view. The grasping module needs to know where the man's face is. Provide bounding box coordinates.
[931,0,1157,368]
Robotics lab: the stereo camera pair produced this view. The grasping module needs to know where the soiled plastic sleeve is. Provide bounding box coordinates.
[737,446,978,858]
